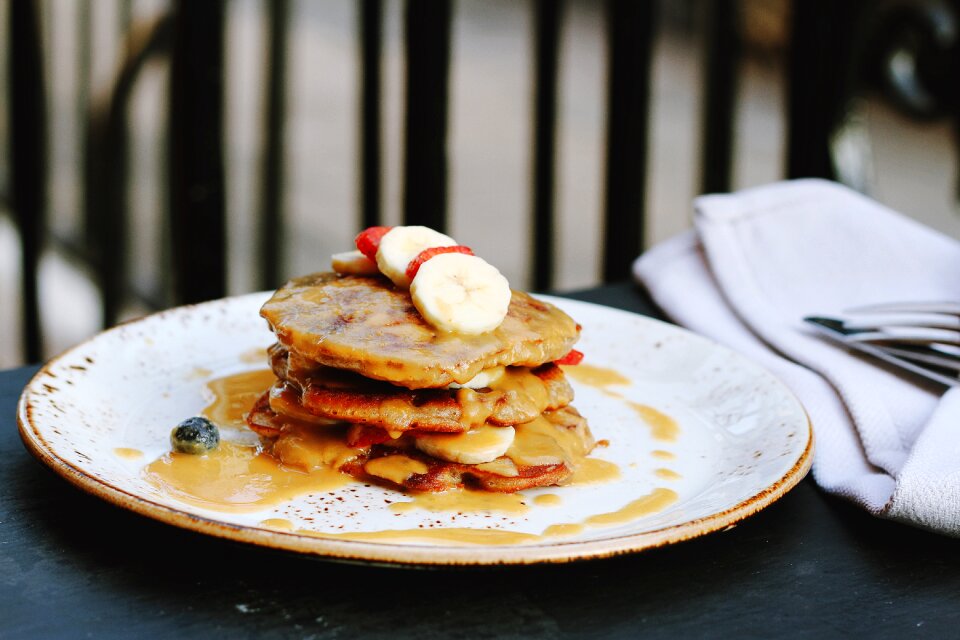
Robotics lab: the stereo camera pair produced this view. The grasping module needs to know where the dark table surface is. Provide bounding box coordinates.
[3,283,959,639]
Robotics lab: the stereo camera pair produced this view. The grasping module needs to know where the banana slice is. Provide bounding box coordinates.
[447,366,506,390]
[410,253,511,334]
[375,226,457,288]
[331,250,380,275]
[415,425,515,465]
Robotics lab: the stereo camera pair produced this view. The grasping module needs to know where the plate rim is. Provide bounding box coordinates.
[17,293,814,567]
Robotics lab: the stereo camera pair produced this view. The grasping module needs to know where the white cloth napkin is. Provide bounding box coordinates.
[633,179,960,535]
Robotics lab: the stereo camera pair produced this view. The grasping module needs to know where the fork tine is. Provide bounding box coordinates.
[804,318,960,387]
[880,346,960,372]
[846,301,960,316]
[842,315,960,331]
[844,329,960,347]
[804,317,960,387]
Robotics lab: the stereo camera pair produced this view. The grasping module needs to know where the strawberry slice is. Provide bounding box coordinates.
[405,245,474,282]
[555,349,584,365]
[355,226,393,262]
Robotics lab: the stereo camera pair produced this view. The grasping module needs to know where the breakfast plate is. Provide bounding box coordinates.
[18,293,812,566]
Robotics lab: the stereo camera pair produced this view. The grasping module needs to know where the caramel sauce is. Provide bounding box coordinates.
[309,488,678,545]
[583,488,678,526]
[272,423,360,471]
[536,489,678,540]
[448,366,504,389]
[261,517,294,531]
[570,458,621,484]
[299,527,542,546]
[475,457,519,477]
[113,447,143,460]
[628,403,680,442]
[148,368,678,545]
[188,367,213,380]
[562,363,630,388]
[364,455,429,485]
[533,493,562,507]
[144,442,350,513]
[542,523,585,537]
[506,415,588,467]
[239,347,268,364]
[652,449,675,460]
[454,367,552,429]
[378,397,418,430]
[655,468,682,481]
[202,369,277,429]
[146,436,673,545]
[390,489,529,515]
[456,388,493,428]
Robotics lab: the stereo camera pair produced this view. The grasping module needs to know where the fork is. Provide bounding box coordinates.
[841,301,960,341]
[803,302,960,388]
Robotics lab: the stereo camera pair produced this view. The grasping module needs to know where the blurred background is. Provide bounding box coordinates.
[1,0,959,367]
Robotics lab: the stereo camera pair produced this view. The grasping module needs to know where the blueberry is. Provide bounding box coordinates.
[170,416,220,454]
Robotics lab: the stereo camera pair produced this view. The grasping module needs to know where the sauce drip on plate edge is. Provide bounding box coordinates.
[144,366,682,545]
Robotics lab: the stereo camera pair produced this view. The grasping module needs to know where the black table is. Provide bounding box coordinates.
[3,283,959,638]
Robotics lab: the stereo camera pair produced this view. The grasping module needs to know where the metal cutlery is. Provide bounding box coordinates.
[803,310,960,388]
[845,301,960,316]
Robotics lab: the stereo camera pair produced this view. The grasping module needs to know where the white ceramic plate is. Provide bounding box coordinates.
[18,293,812,566]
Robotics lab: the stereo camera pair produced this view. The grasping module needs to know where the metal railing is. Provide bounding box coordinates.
[5,0,959,363]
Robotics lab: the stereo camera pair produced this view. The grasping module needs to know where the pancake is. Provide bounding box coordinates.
[260,273,580,389]
[246,399,595,492]
[247,269,595,493]
[268,345,574,433]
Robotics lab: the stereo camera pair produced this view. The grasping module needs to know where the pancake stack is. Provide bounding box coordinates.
[246,272,596,492]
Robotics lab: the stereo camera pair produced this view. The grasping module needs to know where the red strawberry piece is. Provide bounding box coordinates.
[355,226,393,262]
[555,349,584,365]
[405,245,474,282]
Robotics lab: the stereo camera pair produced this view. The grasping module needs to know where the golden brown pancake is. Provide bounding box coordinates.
[267,345,574,433]
[248,271,595,493]
[260,273,580,389]
[246,399,594,492]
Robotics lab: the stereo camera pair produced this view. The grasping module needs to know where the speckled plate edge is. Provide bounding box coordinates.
[18,295,814,567]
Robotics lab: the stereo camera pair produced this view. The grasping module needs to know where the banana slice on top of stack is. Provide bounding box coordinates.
[332,225,512,335]
[255,231,593,494]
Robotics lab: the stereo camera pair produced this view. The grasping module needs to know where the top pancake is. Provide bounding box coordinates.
[260,272,580,389]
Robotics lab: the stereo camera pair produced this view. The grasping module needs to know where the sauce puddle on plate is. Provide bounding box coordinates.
[655,468,682,481]
[201,369,276,429]
[533,493,562,507]
[302,487,680,546]
[144,442,350,513]
[562,363,631,389]
[390,489,530,515]
[147,368,680,544]
[628,403,680,442]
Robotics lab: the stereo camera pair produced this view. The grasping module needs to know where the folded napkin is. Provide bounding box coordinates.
[633,179,960,535]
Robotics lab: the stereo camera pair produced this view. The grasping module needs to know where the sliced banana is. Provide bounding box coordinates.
[375,225,457,288]
[410,253,511,334]
[414,425,515,465]
[331,250,380,275]
[447,366,505,389]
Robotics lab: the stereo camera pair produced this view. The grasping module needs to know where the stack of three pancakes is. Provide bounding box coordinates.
[247,273,596,492]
